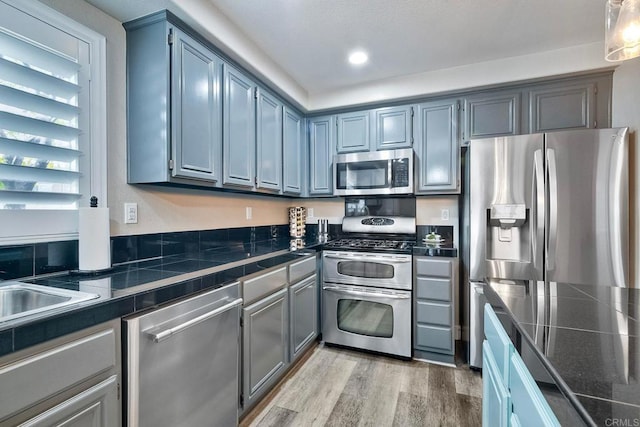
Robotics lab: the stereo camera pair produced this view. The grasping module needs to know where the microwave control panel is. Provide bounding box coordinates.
[392,158,410,187]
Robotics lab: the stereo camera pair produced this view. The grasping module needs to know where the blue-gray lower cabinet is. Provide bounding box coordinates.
[336,111,371,153]
[483,341,510,427]
[308,115,336,196]
[283,107,304,195]
[374,105,414,150]
[413,257,456,364]
[256,88,282,192]
[289,274,318,362]
[242,288,289,411]
[224,64,256,189]
[415,99,459,193]
[483,304,560,427]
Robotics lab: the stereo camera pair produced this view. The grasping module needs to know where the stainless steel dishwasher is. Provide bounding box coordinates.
[124,282,242,427]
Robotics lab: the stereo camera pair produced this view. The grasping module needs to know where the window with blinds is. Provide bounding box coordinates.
[0,1,89,210]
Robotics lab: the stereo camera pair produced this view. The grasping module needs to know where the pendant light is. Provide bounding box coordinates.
[605,0,640,61]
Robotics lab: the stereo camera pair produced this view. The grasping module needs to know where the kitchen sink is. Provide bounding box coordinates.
[0,282,99,323]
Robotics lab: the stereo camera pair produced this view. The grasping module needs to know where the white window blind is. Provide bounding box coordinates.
[0,2,88,210]
[0,0,106,244]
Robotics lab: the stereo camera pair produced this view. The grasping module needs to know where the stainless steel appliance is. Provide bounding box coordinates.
[125,283,242,427]
[322,197,415,358]
[333,148,413,196]
[465,128,629,368]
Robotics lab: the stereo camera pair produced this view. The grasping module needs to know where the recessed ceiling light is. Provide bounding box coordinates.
[348,50,368,65]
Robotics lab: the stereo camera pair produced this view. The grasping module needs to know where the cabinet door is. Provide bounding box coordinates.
[308,115,335,196]
[21,375,119,427]
[171,28,222,183]
[528,83,596,133]
[256,88,283,191]
[374,105,414,150]
[336,111,371,153]
[223,64,256,188]
[283,107,303,195]
[509,352,561,427]
[464,91,520,141]
[243,288,289,410]
[415,99,459,193]
[289,275,318,361]
[482,342,510,427]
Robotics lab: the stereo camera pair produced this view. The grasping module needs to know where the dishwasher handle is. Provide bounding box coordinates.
[146,298,243,343]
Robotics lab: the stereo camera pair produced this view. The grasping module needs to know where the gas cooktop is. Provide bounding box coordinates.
[323,238,415,253]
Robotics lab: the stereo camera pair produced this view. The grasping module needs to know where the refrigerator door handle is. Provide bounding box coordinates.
[532,149,545,279]
[546,148,558,272]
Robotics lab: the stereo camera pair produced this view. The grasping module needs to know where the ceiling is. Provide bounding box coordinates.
[83,0,609,109]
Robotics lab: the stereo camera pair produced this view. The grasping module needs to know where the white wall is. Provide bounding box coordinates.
[612,57,640,286]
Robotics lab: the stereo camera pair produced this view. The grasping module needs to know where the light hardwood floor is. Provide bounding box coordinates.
[241,344,483,427]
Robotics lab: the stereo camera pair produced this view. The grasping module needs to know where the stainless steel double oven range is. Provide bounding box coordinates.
[322,198,415,358]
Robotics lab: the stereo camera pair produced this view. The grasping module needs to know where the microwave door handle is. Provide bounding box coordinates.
[323,285,410,300]
[388,158,393,187]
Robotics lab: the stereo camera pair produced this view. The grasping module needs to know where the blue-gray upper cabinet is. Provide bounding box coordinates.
[171,28,223,183]
[256,88,282,192]
[283,107,304,195]
[415,99,459,193]
[223,64,256,189]
[374,105,414,150]
[336,111,371,153]
[463,91,520,143]
[527,81,597,133]
[125,15,223,187]
[308,115,336,196]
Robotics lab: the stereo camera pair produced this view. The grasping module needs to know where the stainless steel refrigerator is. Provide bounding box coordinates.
[465,128,629,368]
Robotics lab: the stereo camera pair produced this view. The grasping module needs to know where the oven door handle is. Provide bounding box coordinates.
[323,255,411,264]
[323,285,410,299]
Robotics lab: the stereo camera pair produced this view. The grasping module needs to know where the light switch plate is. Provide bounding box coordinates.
[246,207,252,220]
[124,203,138,224]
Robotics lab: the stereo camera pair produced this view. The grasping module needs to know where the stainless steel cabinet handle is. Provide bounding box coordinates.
[146,298,243,343]
[546,148,558,272]
[531,149,545,279]
[323,285,410,299]
[323,255,410,264]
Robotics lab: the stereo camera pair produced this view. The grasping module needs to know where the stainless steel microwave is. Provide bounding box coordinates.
[333,148,414,196]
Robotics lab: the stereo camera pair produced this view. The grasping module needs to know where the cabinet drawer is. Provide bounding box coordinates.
[415,324,453,353]
[484,304,512,382]
[243,266,287,305]
[416,277,451,301]
[416,301,451,326]
[415,258,452,278]
[289,256,316,283]
[509,351,560,426]
[0,328,116,420]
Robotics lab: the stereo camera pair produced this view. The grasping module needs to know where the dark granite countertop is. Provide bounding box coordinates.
[485,279,640,427]
[0,237,321,357]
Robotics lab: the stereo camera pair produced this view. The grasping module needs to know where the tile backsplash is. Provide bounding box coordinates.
[0,225,289,281]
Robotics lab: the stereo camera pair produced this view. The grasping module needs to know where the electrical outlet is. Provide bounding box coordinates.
[308,208,314,218]
[124,203,138,224]
[441,209,450,221]
[246,207,252,220]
